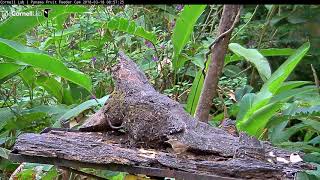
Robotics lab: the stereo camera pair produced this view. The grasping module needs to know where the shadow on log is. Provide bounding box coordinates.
[10,52,315,179]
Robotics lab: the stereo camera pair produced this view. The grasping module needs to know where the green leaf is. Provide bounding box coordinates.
[259,42,310,96]
[302,119,320,132]
[277,141,320,153]
[225,48,297,65]
[42,167,58,180]
[244,102,283,136]
[236,93,256,123]
[19,67,36,89]
[270,86,316,103]
[236,42,310,136]
[35,76,63,103]
[0,38,92,91]
[0,5,88,39]
[270,122,308,144]
[276,81,312,94]
[55,95,109,127]
[191,53,205,69]
[186,70,204,115]
[228,43,271,81]
[223,65,242,77]
[0,147,9,159]
[105,17,157,44]
[172,5,206,70]
[0,63,21,79]
[0,63,27,84]
[40,24,81,50]
[259,48,296,56]
[303,152,320,164]
[62,86,75,105]
[235,85,253,102]
[0,108,15,130]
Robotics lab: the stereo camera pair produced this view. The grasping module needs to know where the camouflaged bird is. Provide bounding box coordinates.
[219,118,238,137]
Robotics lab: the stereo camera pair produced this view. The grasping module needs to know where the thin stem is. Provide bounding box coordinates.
[231,5,259,41]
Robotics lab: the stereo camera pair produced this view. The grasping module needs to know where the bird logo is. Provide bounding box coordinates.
[43,9,51,18]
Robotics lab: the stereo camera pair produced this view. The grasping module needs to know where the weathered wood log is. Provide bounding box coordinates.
[10,52,315,179]
[10,130,311,179]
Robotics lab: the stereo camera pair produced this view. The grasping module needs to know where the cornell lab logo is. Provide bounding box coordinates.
[0,11,9,19]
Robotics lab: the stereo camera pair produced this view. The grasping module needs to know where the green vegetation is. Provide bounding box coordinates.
[0,5,319,179]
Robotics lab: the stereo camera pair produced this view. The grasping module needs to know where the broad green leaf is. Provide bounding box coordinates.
[0,63,21,79]
[19,67,36,89]
[243,103,283,137]
[259,48,296,56]
[62,86,75,105]
[35,76,63,103]
[105,17,157,44]
[277,141,320,153]
[228,43,271,81]
[55,95,109,127]
[276,81,312,94]
[270,121,307,144]
[235,85,253,102]
[191,53,205,69]
[0,38,92,91]
[302,119,320,131]
[236,93,256,123]
[0,63,27,84]
[270,86,316,103]
[225,48,297,65]
[27,105,69,117]
[172,5,206,70]
[236,42,310,136]
[303,152,320,164]
[186,70,204,115]
[0,6,88,39]
[259,42,310,96]
[290,105,320,116]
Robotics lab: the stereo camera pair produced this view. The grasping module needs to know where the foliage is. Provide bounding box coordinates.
[236,42,310,136]
[0,4,319,179]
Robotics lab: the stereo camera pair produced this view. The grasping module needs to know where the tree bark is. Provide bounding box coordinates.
[10,130,314,180]
[195,5,241,122]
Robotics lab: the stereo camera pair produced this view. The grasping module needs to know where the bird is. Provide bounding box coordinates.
[165,138,189,155]
[219,118,238,136]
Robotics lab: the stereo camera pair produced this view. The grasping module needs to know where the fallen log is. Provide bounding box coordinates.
[9,129,311,179]
[10,52,315,179]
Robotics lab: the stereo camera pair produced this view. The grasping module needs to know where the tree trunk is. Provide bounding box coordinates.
[195,5,240,122]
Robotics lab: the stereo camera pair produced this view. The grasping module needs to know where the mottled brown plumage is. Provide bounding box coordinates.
[165,139,189,155]
[219,118,238,136]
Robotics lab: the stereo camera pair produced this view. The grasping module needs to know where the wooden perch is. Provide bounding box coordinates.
[10,52,315,179]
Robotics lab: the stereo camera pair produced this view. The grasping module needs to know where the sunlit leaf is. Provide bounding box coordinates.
[0,38,92,91]
[237,42,310,136]
[35,76,63,103]
[186,70,204,115]
[172,5,206,70]
[55,95,109,127]
[228,43,271,81]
